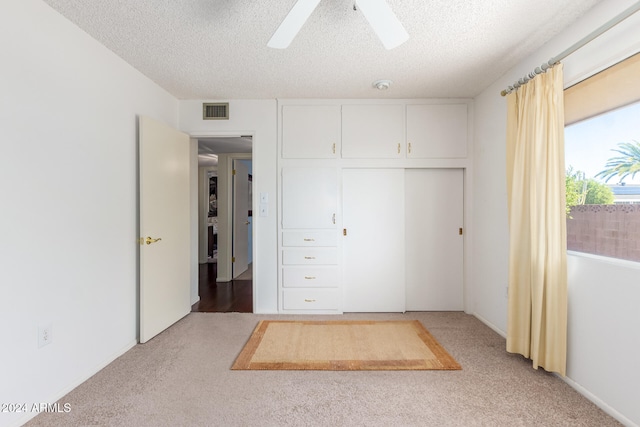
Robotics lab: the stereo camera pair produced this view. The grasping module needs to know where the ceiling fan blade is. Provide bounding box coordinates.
[355,0,409,50]
[268,0,322,49]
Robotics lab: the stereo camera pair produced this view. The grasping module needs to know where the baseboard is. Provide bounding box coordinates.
[472,313,507,338]
[9,339,137,427]
[558,375,638,427]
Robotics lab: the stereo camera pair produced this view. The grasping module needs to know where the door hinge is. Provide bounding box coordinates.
[343,228,347,236]
[232,256,236,262]
[459,227,463,235]
[232,169,236,176]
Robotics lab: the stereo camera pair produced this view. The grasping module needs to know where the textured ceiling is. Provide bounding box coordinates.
[42,0,601,99]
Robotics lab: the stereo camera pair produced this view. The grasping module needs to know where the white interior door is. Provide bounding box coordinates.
[343,169,405,312]
[232,160,249,278]
[139,116,191,343]
[405,169,464,310]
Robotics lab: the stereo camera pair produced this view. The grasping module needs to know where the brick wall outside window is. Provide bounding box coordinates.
[567,204,640,262]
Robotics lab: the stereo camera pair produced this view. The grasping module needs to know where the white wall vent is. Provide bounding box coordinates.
[203,103,229,120]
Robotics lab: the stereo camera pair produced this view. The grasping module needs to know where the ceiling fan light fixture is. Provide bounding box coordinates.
[355,0,409,49]
[267,0,322,49]
[373,79,392,90]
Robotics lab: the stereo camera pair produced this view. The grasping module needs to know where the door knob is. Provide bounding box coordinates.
[145,237,162,245]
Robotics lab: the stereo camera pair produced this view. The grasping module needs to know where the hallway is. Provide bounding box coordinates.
[191,263,253,313]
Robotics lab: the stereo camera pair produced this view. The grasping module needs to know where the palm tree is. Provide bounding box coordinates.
[595,140,640,183]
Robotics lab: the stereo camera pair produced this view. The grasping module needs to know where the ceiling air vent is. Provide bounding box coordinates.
[203,103,229,120]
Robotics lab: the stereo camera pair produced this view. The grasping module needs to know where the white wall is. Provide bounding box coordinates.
[179,100,278,313]
[472,0,640,425]
[0,1,179,426]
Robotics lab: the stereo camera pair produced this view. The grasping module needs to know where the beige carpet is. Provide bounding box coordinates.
[24,312,621,427]
[232,320,461,370]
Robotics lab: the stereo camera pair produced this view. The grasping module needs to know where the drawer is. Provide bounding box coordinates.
[282,248,338,265]
[283,288,340,310]
[282,230,337,247]
[282,266,339,288]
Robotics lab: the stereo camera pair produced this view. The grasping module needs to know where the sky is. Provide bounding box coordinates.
[565,101,640,184]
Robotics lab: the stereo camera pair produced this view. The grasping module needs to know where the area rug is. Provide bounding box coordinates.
[231,320,461,371]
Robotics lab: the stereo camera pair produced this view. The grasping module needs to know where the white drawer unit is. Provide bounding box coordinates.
[282,230,337,247]
[282,248,338,265]
[282,266,339,288]
[282,288,341,310]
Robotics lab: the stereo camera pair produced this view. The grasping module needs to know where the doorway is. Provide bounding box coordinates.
[192,136,253,313]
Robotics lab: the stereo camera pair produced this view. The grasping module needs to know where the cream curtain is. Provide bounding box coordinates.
[505,64,568,376]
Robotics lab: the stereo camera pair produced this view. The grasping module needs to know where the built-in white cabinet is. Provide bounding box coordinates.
[342,105,405,158]
[281,167,337,229]
[406,104,468,158]
[282,105,341,159]
[342,169,406,312]
[342,168,464,312]
[405,169,464,310]
[280,167,340,313]
[278,100,469,314]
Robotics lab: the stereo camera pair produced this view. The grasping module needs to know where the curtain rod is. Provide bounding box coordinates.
[500,1,640,96]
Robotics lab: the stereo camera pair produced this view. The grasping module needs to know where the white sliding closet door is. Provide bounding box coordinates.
[405,169,464,310]
[343,169,405,312]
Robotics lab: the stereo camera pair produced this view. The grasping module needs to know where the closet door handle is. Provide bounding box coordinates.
[304,276,316,280]
[304,256,316,260]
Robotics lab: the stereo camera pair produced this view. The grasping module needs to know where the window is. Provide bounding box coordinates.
[564,53,640,262]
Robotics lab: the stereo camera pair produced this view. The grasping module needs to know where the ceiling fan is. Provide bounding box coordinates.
[268,0,409,50]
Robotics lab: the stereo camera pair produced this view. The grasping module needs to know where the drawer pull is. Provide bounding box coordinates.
[304,299,316,303]
[303,238,315,242]
[304,276,316,280]
[304,256,316,260]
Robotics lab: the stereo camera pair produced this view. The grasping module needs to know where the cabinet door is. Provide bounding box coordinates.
[342,169,405,312]
[405,169,464,310]
[282,167,337,229]
[282,105,340,158]
[342,105,405,158]
[406,104,467,158]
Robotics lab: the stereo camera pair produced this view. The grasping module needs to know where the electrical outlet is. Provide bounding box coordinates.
[38,323,52,348]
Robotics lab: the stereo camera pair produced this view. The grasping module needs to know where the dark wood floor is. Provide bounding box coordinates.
[191,263,253,313]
